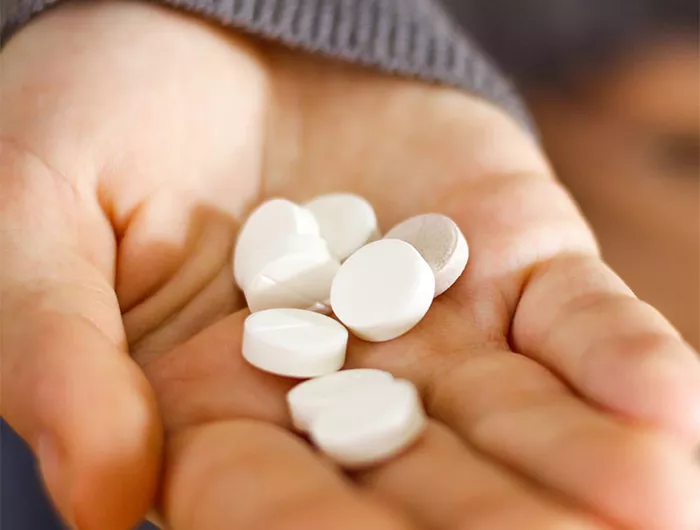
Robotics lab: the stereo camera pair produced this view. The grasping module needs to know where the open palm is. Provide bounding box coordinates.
[2,3,699,530]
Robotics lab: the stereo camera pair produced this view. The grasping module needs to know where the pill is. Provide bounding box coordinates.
[287,369,395,432]
[245,275,319,314]
[244,241,340,313]
[238,234,331,292]
[330,239,435,342]
[234,199,320,289]
[242,309,348,378]
[306,193,379,261]
[309,379,426,468]
[384,214,469,297]
[239,233,336,297]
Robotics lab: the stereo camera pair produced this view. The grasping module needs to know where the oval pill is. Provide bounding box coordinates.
[242,309,348,378]
[330,239,435,342]
[287,369,395,432]
[309,379,426,468]
[234,199,320,289]
[385,214,469,297]
[306,193,379,261]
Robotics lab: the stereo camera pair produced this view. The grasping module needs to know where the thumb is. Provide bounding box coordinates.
[0,146,162,529]
[2,303,162,530]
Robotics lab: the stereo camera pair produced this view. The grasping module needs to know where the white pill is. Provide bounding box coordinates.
[384,214,469,297]
[243,309,348,378]
[239,233,328,285]
[330,239,435,342]
[287,369,395,432]
[310,379,426,468]
[238,234,330,292]
[234,199,320,289]
[245,275,318,314]
[244,241,340,313]
[306,193,379,261]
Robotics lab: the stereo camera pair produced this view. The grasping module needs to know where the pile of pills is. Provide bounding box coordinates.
[234,193,469,468]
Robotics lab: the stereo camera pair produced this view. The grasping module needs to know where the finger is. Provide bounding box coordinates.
[144,253,696,528]
[512,253,700,443]
[355,421,610,530]
[163,421,413,530]
[429,169,700,442]
[1,143,162,529]
[142,313,412,530]
[145,312,599,530]
[266,63,700,437]
[347,308,700,530]
[282,91,699,445]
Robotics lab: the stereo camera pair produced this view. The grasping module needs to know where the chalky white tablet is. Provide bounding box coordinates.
[287,369,395,432]
[243,309,348,378]
[385,214,469,297]
[244,242,340,313]
[234,199,320,289]
[238,234,332,292]
[309,379,426,468]
[330,239,435,342]
[245,275,318,314]
[305,193,379,261]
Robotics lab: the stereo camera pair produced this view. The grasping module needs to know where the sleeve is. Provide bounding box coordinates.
[0,0,533,131]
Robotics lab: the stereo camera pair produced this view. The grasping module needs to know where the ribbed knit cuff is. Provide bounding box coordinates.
[1,0,533,131]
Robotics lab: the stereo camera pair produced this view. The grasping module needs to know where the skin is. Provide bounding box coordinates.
[527,38,700,348]
[1,3,700,530]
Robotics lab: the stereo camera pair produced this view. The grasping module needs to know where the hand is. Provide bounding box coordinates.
[2,3,699,530]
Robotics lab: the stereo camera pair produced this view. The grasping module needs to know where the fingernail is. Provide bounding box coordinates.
[37,433,77,528]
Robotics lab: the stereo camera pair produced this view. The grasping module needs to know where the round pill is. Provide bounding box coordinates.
[237,234,331,292]
[287,369,395,432]
[245,275,318,314]
[234,199,319,289]
[242,309,348,378]
[330,239,435,342]
[385,214,469,297]
[309,379,426,468]
[305,193,379,261]
[244,242,340,313]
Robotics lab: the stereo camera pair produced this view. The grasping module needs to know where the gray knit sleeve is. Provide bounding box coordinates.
[1,0,532,130]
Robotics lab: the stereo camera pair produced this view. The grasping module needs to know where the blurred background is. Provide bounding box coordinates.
[443,0,699,350]
[2,1,698,528]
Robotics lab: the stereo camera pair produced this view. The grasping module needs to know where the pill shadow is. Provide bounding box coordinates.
[120,202,247,362]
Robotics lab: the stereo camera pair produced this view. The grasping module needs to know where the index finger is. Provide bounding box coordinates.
[436,162,700,443]
[513,252,700,443]
[144,312,414,530]
[164,421,414,530]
